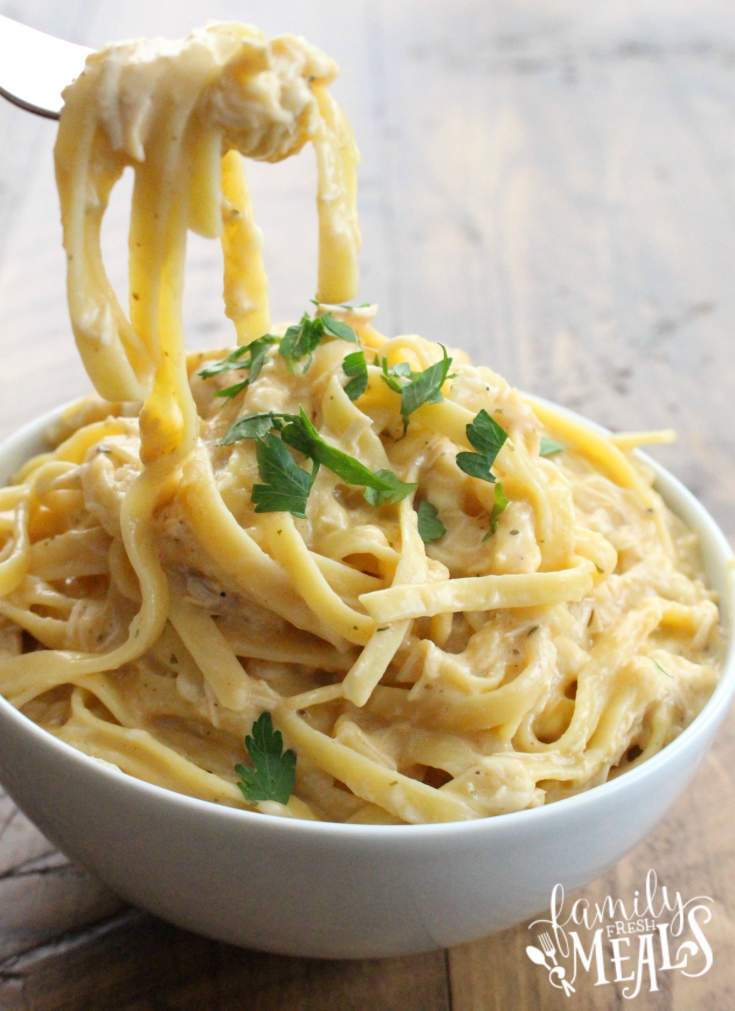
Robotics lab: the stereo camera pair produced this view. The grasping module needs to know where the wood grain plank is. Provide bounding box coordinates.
[0,790,123,962]
[0,789,53,877]
[0,858,123,964]
[0,910,450,1011]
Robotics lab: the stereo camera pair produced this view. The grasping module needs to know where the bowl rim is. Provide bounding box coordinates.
[0,395,732,840]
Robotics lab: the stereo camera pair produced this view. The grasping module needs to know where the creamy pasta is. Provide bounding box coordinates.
[0,22,722,824]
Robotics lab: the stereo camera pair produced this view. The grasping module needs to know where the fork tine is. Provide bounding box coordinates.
[539,933,554,955]
[539,933,560,967]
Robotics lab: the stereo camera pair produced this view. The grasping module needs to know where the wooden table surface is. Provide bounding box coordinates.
[1,0,735,1007]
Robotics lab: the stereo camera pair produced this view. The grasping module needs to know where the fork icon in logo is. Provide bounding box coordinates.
[525,933,575,995]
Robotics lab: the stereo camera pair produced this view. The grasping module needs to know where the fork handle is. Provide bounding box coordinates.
[0,14,90,119]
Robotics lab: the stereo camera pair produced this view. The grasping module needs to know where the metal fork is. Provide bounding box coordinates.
[0,14,91,119]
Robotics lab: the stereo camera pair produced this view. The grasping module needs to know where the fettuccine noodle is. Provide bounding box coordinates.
[0,23,722,824]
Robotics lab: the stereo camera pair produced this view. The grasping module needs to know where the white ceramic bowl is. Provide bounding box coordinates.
[0,400,732,959]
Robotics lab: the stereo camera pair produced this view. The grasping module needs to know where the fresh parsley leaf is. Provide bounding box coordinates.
[539,436,566,457]
[456,410,508,483]
[279,310,356,374]
[390,361,412,379]
[492,481,509,528]
[482,482,508,540]
[466,410,508,462]
[378,346,454,431]
[342,351,368,401]
[251,433,319,518]
[246,335,279,384]
[379,357,402,394]
[198,345,250,379]
[221,412,280,445]
[222,405,415,508]
[363,468,418,506]
[417,499,446,543]
[235,712,296,805]
[281,408,416,505]
[199,335,278,399]
[400,344,453,420]
[279,314,323,373]
[455,452,496,482]
[454,411,510,539]
[320,312,357,342]
[214,379,250,399]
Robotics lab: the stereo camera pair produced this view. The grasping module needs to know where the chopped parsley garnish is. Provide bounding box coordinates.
[279,310,356,374]
[198,345,249,379]
[221,412,277,445]
[251,433,319,519]
[342,350,368,401]
[281,409,416,506]
[381,360,412,383]
[320,313,358,342]
[455,410,509,540]
[363,469,417,507]
[379,345,454,432]
[222,407,416,513]
[311,299,371,310]
[456,410,508,483]
[279,317,323,373]
[417,499,446,543]
[482,482,509,540]
[539,436,566,457]
[652,659,674,679]
[198,335,278,399]
[235,712,296,805]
